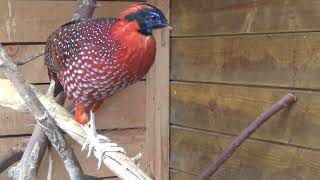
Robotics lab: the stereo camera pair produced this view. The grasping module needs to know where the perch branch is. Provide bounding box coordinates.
[47,144,53,180]
[6,0,98,179]
[7,89,67,180]
[0,152,23,174]
[198,93,297,180]
[0,150,25,174]
[0,138,28,174]
[0,78,151,180]
[0,45,85,180]
[8,140,41,180]
[8,124,49,179]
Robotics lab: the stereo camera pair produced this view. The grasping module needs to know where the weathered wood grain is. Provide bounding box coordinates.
[0,128,145,179]
[170,126,320,180]
[145,0,170,179]
[171,0,320,37]
[0,81,145,136]
[0,1,135,42]
[171,33,320,89]
[171,82,320,150]
[95,81,146,130]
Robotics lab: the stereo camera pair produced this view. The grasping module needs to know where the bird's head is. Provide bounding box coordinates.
[120,3,170,36]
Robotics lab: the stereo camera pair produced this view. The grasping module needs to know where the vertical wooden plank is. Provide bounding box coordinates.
[145,0,170,179]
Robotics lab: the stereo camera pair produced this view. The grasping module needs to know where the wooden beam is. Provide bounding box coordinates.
[145,0,170,179]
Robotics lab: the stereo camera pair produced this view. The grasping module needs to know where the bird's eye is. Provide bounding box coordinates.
[150,15,157,21]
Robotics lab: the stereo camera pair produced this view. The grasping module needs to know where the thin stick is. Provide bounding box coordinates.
[47,144,53,180]
[0,139,28,174]
[15,52,44,66]
[198,93,297,180]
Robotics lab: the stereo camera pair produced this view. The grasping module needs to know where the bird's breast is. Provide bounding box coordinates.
[111,21,157,79]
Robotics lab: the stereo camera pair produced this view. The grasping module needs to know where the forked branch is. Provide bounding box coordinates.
[0,78,151,180]
[5,0,99,179]
[0,46,85,180]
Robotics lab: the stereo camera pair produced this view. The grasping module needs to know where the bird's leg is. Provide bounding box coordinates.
[80,102,125,169]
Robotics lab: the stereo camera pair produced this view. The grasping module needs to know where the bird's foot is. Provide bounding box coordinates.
[81,125,125,169]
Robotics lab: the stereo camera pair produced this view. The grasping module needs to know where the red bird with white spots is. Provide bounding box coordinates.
[44,3,169,166]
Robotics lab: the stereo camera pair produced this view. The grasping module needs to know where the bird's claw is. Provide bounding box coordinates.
[80,125,126,169]
[95,142,126,169]
[81,137,126,169]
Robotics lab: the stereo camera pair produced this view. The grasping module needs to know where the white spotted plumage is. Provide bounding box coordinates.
[45,18,137,107]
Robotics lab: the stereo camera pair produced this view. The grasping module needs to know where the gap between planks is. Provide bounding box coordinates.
[171,30,320,39]
[170,80,320,94]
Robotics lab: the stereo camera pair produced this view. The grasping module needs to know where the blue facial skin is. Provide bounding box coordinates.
[126,7,169,36]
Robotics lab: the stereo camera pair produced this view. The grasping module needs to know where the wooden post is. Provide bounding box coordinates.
[146,0,170,179]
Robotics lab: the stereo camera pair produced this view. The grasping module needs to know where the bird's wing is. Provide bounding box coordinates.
[44,20,82,75]
[44,38,65,75]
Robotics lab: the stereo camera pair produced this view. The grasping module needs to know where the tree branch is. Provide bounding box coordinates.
[198,94,297,180]
[8,140,41,180]
[72,0,97,20]
[0,45,85,180]
[0,150,24,174]
[8,124,49,180]
[0,1,150,179]
[0,78,152,180]
[4,0,99,179]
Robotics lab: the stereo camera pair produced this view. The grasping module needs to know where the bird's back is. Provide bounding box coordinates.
[45,17,118,76]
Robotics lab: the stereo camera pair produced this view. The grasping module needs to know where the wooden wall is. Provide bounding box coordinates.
[170,0,320,179]
[0,0,168,179]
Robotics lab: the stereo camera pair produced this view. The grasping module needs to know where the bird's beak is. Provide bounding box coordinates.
[162,22,172,30]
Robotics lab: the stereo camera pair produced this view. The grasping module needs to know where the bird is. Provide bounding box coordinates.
[44,3,170,167]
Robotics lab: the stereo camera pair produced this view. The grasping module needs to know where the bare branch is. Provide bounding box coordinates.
[0,78,152,180]
[47,144,53,180]
[198,94,297,180]
[1,0,150,179]
[0,138,28,174]
[0,150,24,174]
[5,0,99,179]
[72,0,97,20]
[8,124,48,180]
[8,141,41,180]
[0,45,85,180]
